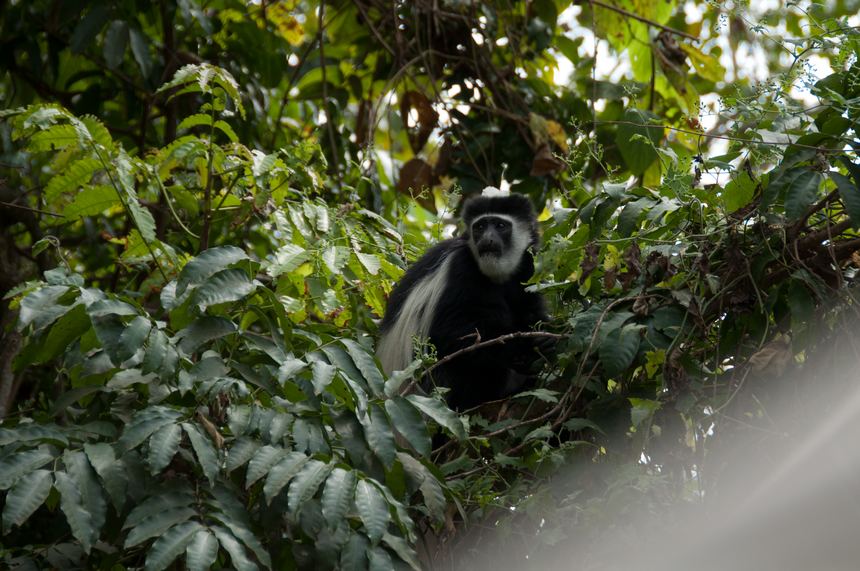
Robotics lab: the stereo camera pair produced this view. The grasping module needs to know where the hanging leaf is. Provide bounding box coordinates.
[355,480,390,543]
[144,521,202,571]
[2,469,52,533]
[286,459,332,514]
[185,528,219,571]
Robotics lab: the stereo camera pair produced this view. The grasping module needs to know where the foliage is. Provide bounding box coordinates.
[1,0,860,569]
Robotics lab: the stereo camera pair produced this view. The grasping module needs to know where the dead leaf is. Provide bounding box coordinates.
[397,158,437,212]
[748,335,792,375]
[530,144,565,177]
[400,91,439,154]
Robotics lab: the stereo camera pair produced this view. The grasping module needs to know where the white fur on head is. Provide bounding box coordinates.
[481,186,510,198]
[467,213,532,283]
[377,255,454,374]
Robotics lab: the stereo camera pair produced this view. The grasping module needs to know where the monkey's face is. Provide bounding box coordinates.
[470,215,513,257]
[467,214,532,283]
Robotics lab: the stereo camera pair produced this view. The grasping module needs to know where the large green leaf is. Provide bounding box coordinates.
[355,480,390,543]
[0,447,55,490]
[831,172,860,228]
[119,407,183,451]
[176,246,249,296]
[406,395,466,440]
[321,467,356,526]
[177,316,237,353]
[210,525,259,571]
[246,445,288,488]
[783,169,824,220]
[616,109,662,175]
[63,450,107,538]
[145,521,202,571]
[361,404,397,468]
[192,268,258,311]
[148,423,182,475]
[124,506,197,548]
[55,471,97,553]
[185,528,219,571]
[384,398,431,457]
[342,339,385,395]
[599,323,642,377]
[262,451,308,503]
[1,469,52,533]
[287,459,332,514]
[44,157,101,202]
[182,423,219,486]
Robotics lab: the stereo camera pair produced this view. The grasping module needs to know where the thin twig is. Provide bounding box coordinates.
[425,331,564,374]
[585,0,699,41]
[0,201,63,218]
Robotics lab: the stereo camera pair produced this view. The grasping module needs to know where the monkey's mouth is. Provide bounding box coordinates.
[478,246,502,257]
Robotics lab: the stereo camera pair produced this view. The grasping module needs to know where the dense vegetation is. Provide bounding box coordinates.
[1,0,859,569]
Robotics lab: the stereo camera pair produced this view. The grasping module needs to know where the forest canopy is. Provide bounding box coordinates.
[1,0,859,569]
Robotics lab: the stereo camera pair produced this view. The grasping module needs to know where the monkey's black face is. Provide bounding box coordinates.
[471,216,512,257]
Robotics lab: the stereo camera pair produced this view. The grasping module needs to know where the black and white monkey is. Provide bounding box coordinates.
[377,188,550,410]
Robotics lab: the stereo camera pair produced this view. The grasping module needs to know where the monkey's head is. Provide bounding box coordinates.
[462,192,539,283]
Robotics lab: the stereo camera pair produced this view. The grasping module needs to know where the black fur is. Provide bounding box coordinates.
[380,194,548,410]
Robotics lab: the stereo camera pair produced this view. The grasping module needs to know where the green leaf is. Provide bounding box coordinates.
[192,268,258,311]
[831,172,860,228]
[0,424,67,446]
[70,5,109,53]
[629,397,661,428]
[783,169,823,220]
[125,506,197,548]
[722,171,756,213]
[186,528,219,571]
[262,451,308,503]
[355,480,390,543]
[368,545,395,570]
[246,445,288,488]
[311,361,337,394]
[616,109,662,175]
[2,469,52,533]
[32,304,90,364]
[84,443,127,511]
[129,27,153,79]
[123,487,194,530]
[397,453,445,522]
[210,525,259,571]
[599,323,642,377]
[145,521,202,571]
[226,437,260,473]
[119,407,183,451]
[64,184,121,220]
[148,423,182,475]
[265,243,309,277]
[177,316,236,354]
[361,404,397,468]
[287,459,332,514]
[208,486,270,567]
[116,315,152,362]
[55,471,97,553]
[54,472,93,553]
[382,533,421,570]
[406,395,466,440]
[616,197,651,236]
[45,157,103,202]
[342,339,385,394]
[384,398,431,457]
[103,20,129,69]
[0,447,55,489]
[177,246,249,296]
[341,533,370,569]
[18,285,72,331]
[182,423,219,486]
[63,450,107,538]
[321,467,356,526]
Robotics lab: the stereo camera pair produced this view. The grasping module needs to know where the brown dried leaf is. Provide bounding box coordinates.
[400,90,439,154]
[530,144,565,177]
[397,158,437,213]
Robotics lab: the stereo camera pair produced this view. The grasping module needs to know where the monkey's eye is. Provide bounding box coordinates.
[474,221,486,231]
[495,221,508,230]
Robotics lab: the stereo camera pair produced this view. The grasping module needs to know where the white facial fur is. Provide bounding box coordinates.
[377,255,453,374]
[467,213,532,283]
